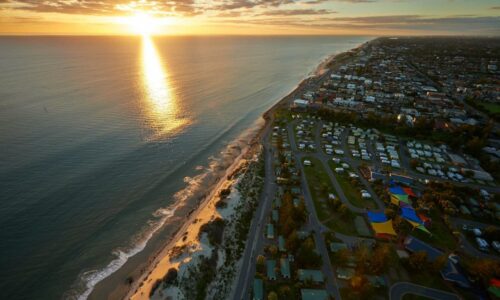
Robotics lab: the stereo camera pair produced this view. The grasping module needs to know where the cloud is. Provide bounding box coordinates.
[223,14,500,34]
[258,9,336,16]
[0,0,199,16]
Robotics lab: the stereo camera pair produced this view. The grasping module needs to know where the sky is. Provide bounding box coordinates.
[0,0,499,36]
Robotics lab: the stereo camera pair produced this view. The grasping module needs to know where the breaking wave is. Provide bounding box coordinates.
[65,117,264,300]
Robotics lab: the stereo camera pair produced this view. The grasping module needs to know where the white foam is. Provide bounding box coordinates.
[68,117,264,300]
[68,206,176,300]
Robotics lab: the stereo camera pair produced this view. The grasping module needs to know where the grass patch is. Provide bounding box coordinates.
[302,157,336,221]
[302,157,361,235]
[412,213,457,252]
[324,211,358,236]
[479,102,500,114]
[328,161,376,209]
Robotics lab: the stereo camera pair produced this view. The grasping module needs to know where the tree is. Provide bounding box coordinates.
[410,159,420,169]
[278,285,292,298]
[338,204,349,217]
[466,258,500,283]
[286,230,300,253]
[335,248,351,266]
[267,245,278,257]
[432,254,448,272]
[354,244,371,273]
[297,237,322,268]
[268,291,278,300]
[371,244,391,275]
[408,251,428,270]
[256,255,266,273]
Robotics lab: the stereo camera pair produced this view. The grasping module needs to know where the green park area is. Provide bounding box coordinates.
[302,157,359,236]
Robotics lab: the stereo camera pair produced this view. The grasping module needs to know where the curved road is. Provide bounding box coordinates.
[390,282,460,300]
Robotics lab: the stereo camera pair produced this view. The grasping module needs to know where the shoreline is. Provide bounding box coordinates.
[88,40,369,300]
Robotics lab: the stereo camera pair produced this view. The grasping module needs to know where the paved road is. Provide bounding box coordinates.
[390,282,460,300]
[231,118,277,300]
[232,65,335,300]
[298,158,341,300]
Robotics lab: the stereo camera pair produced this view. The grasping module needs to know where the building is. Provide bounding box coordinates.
[266,224,274,239]
[298,269,324,283]
[280,258,291,279]
[253,279,263,300]
[300,289,329,300]
[267,260,277,280]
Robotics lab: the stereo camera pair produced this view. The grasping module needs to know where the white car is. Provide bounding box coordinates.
[304,160,312,166]
[361,190,372,198]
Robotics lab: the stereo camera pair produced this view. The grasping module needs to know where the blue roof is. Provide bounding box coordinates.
[267,260,277,280]
[253,279,263,300]
[441,259,470,288]
[401,207,423,224]
[389,186,406,195]
[404,236,442,261]
[367,211,388,223]
[301,289,328,300]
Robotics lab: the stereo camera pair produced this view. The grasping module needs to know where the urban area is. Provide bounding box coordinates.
[244,37,500,300]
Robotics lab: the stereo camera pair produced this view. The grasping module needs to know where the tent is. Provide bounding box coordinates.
[418,213,431,225]
[403,187,417,197]
[389,186,406,195]
[367,211,388,223]
[416,225,431,235]
[371,220,397,237]
[392,194,410,203]
[401,207,423,224]
[390,194,411,206]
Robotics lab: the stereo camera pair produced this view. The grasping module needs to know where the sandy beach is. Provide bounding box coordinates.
[90,42,368,300]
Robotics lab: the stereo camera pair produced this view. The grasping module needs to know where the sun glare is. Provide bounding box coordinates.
[128,12,160,35]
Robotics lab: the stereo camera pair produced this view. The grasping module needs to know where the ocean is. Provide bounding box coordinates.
[0,35,369,299]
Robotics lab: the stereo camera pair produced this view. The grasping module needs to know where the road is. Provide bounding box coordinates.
[232,64,335,300]
[298,159,341,300]
[390,282,460,300]
[231,117,277,300]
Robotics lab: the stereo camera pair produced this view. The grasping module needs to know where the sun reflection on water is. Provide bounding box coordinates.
[140,35,189,139]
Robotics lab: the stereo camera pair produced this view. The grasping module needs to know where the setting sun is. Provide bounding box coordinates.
[127,12,161,35]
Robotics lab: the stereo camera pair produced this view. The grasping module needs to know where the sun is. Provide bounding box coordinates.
[127,12,160,36]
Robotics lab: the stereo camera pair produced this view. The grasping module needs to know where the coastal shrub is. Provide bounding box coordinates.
[162,268,178,286]
[149,280,162,297]
[199,217,225,246]
[219,188,231,198]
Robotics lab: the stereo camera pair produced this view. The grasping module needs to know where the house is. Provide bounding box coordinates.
[336,267,355,280]
[266,224,275,239]
[330,242,348,253]
[267,260,277,280]
[293,99,309,109]
[300,289,329,300]
[278,236,286,252]
[253,279,263,300]
[280,258,291,279]
[298,269,324,283]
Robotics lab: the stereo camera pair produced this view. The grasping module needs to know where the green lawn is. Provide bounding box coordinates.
[411,212,458,252]
[302,157,336,221]
[324,212,358,236]
[302,157,359,235]
[480,102,500,113]
[327,161,377,209]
